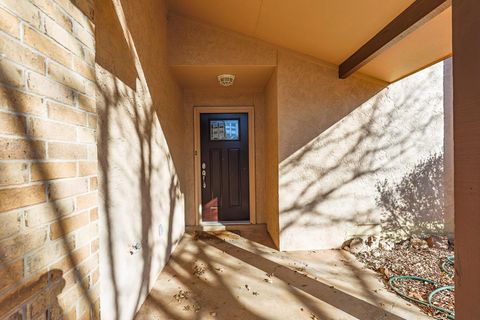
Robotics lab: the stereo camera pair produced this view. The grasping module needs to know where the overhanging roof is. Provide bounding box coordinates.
[167,0,452,83]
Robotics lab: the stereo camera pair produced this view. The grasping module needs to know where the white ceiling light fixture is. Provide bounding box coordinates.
[217,74,235,87]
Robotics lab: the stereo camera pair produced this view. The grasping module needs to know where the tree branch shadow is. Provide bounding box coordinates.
[278,64,447,249]
[0,0,98,317]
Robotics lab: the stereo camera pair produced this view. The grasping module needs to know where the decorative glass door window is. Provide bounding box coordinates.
[210,120,240,141]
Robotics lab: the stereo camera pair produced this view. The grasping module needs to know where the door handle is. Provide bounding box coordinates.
[201,162,206,189]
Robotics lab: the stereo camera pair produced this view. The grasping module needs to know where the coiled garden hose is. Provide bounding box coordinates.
[441,256,454,276]
[388,256,455,319]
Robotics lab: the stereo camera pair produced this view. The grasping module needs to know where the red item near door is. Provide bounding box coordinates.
[203,198,219,222]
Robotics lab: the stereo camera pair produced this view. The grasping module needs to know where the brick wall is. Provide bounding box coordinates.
[0,0,99,319]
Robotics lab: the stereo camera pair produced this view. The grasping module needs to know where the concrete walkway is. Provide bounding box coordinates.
[136,227,430,320]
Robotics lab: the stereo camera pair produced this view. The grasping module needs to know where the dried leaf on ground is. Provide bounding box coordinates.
[193,263,207,277]
[354,237,454,319]
[174,290,190,302]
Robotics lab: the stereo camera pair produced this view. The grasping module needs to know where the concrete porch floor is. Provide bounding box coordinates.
[135,227,430,320]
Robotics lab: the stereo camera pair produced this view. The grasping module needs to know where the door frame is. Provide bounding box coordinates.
[194,106,256,225]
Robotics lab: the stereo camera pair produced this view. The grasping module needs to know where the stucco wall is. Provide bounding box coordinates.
[277,51,447,250]
[443,58,454,236]
[264,71,280,247]
[168,15,451,251]
[167,14,277,67]
[96,0,185,319]
[182,88,266,226]
[167,15,273,228]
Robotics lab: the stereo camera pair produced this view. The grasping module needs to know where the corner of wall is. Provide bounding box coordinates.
[264,69,280,249]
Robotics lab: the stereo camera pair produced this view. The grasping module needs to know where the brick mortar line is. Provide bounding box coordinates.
[0,28,70,73]
[0,109,95,129]
[0,111,95,129]
[1,25,95,79]
[50,0,95,32]
[76,205,98,212]
[0,176,98,191]
[18,18,24,43]
[0,211,97,237]
[20,239,79,276]
[54,256,99,300]
[44,97,97,114]
[0,159,98,163]
[0,180,46,190]
[0,178,96,192]
[30,0,95,38]
[37,10,89,58]
[41,13,93,57]
[0,210,99,251]
[0,96,96,120]
[0,2,42,33]
[0,61,96,109]
[60,264,93,288]
[25,69,94,102]
[0,133,96,145]
[5,209,99,239]
[47,59,96,84]
[0,81,50,104]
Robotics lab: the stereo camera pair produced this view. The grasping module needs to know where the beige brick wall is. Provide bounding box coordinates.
[0,0,99,319]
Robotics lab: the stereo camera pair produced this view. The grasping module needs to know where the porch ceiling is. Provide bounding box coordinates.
[171,65,275,89]
[166,0,452,83]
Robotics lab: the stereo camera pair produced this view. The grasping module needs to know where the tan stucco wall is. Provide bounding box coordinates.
[264,71,280,247]
[443,58,454,236]
[277,51,447,250]
[182,88,266,226]
[96,0,185,319]
[168,14,451,252]
[167,14,277,66]
[167,15,274,229]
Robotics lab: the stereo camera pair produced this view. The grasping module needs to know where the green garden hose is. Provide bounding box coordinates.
[428,285,455,317]
[441,256,454,276]
[388,256,455,319]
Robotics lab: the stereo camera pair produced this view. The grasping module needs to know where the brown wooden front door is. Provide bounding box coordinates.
[200,113,249,222]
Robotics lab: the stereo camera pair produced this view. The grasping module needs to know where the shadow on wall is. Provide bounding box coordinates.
[278,62,446,249]
[95,0,185,319]
[377,153,445,241]
[0,270,65,318]
[96,67,184,319]
[0,1,98,316]
[0,0,184,319]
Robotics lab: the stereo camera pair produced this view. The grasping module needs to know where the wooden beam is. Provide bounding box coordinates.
[338,0,451,79]
[453,0,480,318]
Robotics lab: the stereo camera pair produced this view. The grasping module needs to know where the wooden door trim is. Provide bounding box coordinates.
[194,106,256,226]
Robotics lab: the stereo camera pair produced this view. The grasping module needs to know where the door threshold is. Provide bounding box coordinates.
[202,220,250,226]
[186,222,267,233]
